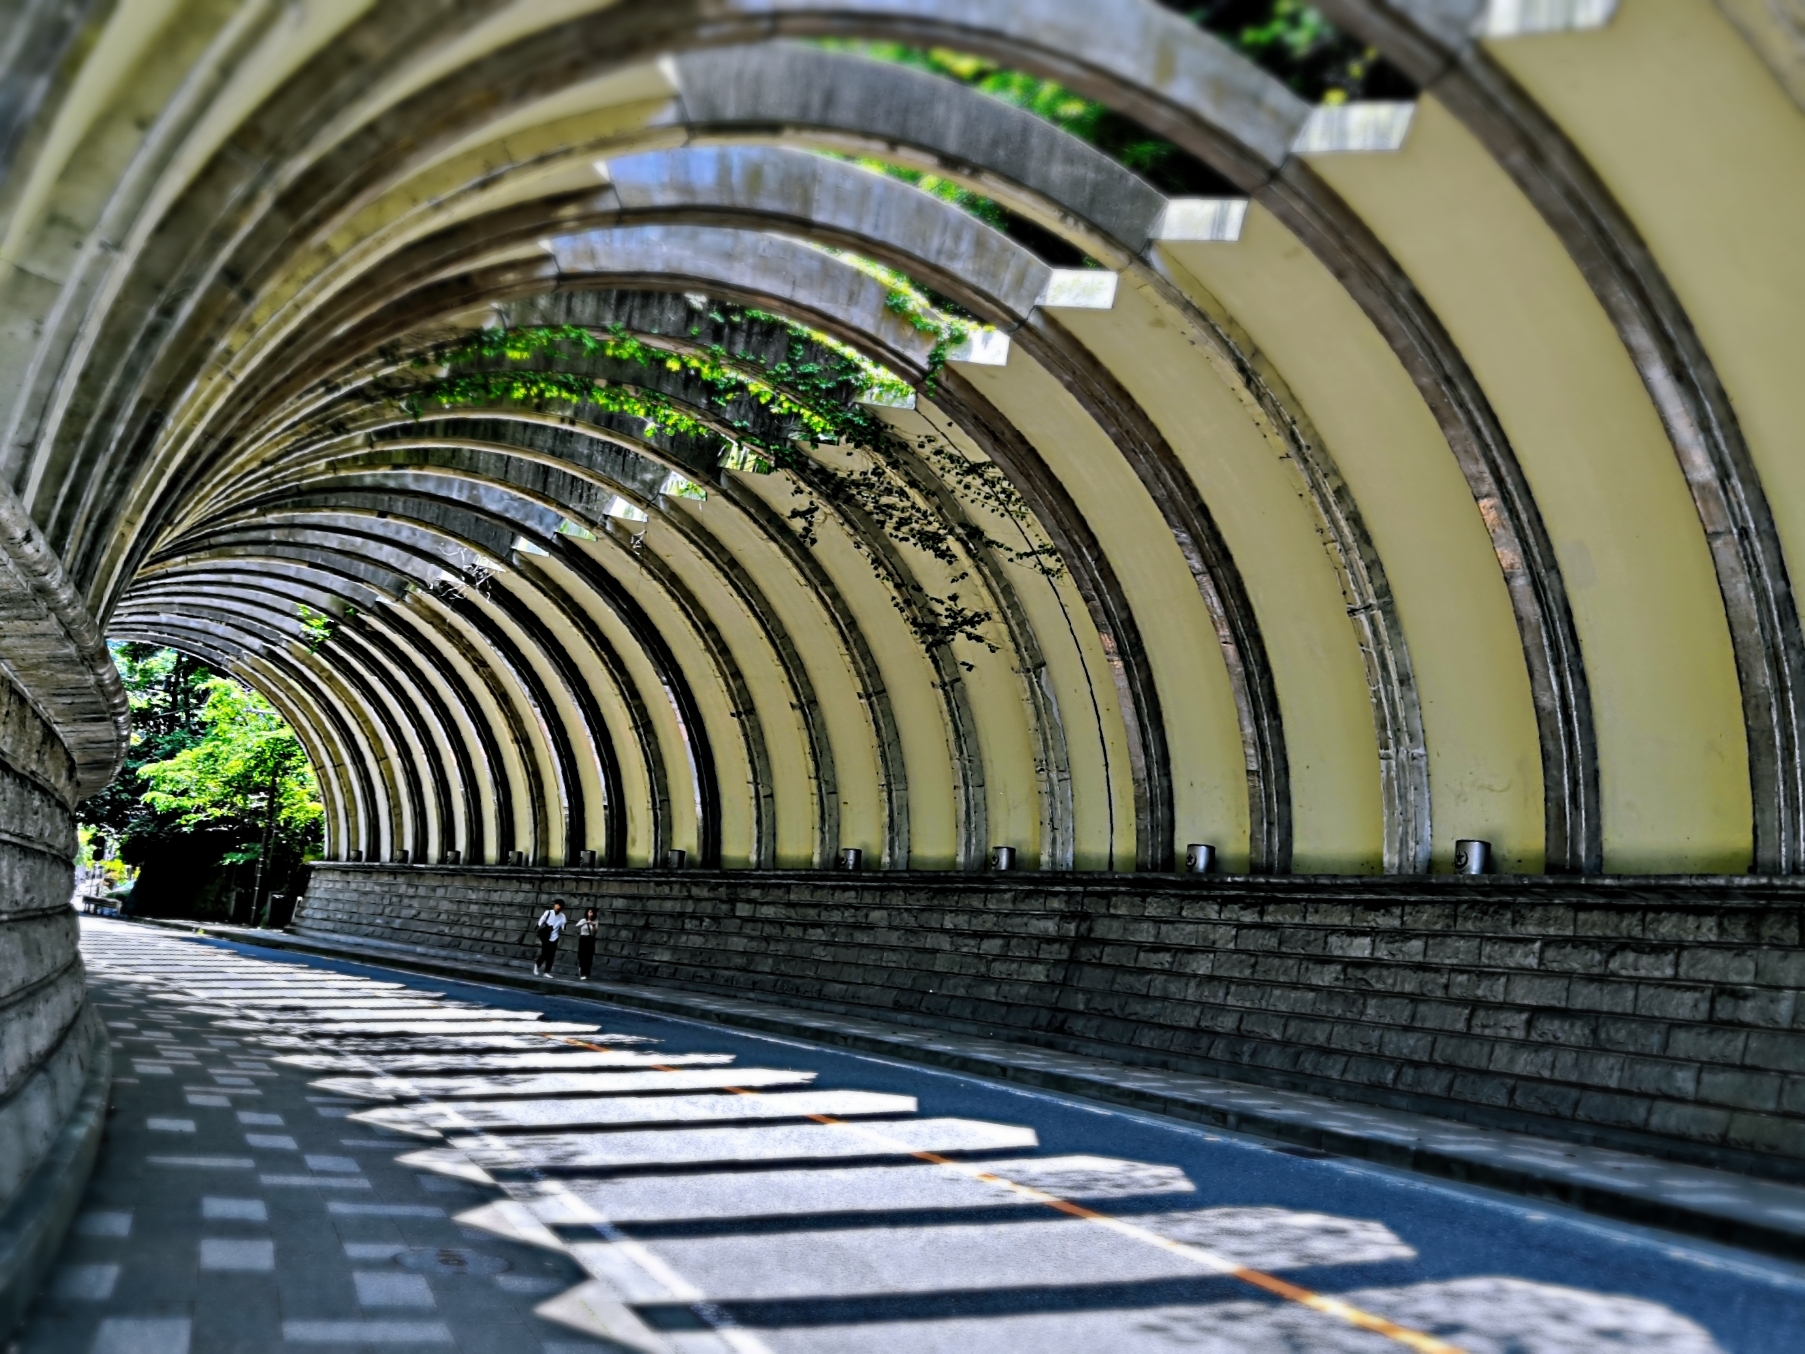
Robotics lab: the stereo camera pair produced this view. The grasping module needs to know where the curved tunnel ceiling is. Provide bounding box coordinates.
[5,0,1804,876]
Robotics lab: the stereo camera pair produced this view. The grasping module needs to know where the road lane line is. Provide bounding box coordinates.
[713,1055,1469,1351]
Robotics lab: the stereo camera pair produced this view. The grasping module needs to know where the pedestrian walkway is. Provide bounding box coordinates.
[21,918,1805,1352]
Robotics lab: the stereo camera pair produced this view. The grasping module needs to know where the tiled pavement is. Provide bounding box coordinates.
[19,924,602,1354]
[18,918,1805,1352]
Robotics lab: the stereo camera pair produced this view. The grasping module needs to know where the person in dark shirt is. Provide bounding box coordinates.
[532,899,566,975]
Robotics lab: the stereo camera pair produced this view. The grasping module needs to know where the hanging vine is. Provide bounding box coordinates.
[382,302,1064,668]
[296,603,354,654]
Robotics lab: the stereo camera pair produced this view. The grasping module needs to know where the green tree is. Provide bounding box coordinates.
[78,645,323,919]
[1172,0,1410,105]
[79,643,216,852]
[138,677,323,858]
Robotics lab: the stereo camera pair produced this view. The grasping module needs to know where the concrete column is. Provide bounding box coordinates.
[0,675,111,1336]
[0,492,123,1336]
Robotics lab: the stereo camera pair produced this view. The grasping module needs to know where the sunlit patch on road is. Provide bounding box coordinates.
[36,919,1793,1354]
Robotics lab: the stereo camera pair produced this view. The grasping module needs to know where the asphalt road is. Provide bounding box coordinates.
[19,918,1805,1353]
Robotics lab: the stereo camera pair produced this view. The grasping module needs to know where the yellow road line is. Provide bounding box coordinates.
[551,1035,1468,1352]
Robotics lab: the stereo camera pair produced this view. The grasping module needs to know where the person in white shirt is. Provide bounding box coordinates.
[574,907,600,980]
[532,899,566,975]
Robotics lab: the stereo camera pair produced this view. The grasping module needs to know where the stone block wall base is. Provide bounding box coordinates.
[295,865,1805,1177]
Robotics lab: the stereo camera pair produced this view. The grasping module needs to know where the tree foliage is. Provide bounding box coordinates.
[79,643,216,846]
[390,314,1062,666]
[78,644,323,915]
[1170,0,1413,105]
[138,677,323,862]
[827,6,1414,228]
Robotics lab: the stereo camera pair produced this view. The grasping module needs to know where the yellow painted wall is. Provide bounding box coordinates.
[1059,286,1385,872]
[961,353,1255,869]
[1310,97,1751,872]
[1162,208,1546,871]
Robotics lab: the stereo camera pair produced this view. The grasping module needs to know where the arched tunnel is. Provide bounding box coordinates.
[3,0,1805,1346]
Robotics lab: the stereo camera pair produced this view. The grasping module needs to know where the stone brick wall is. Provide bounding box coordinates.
[0,676,104,1213]
[297,865,1805,1176]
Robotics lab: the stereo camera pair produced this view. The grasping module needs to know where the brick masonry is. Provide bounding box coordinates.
[295,866,1805,1176]
[0,673,88,1148]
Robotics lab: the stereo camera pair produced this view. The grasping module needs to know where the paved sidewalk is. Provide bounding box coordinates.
[148,918,1805,1261]
[22,926,595,1353]
[36,918,1805,1352]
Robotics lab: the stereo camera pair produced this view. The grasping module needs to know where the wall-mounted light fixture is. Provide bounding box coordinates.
[1455,839,1492,875]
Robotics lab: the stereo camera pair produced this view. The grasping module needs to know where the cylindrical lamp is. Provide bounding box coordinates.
[1454,839,1492,875]
[839,848,863,871]
[1185,843,1217,874]
[991,845,1017,871]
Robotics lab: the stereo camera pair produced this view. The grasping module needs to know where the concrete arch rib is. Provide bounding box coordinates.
[634,6,1583,870]
[119,556,416,862]
[171,518,555,864]
[863,6,1601,872]
[131,567,470,860]
[261,420,789,867]
[254,229,1179,869]
[136,547,511,865]
[202,118,1305,870]
[122,597,424,864]
[257,256,1032,870]
[123,575,455,864]
[227,458,723,868]
[499,272,1072,867]
[233,656,354,867]
[252,490,638,866]
[27,0,1583,867]
[185,534,545,870]
[341,18,1447,870]
[314,135,1276,868]
[194,512,587,866]
[107,613,383,862]
[200,473,688,868]
[106,70,1436,871]
[529,542,728,868]
[0,0,113,189]
[228,653,357,867]
[634,477,843,869]
[267,408,844,869]
[68,45,1290,872]
[516,243,1186,870]
[1320,0,1804,872]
